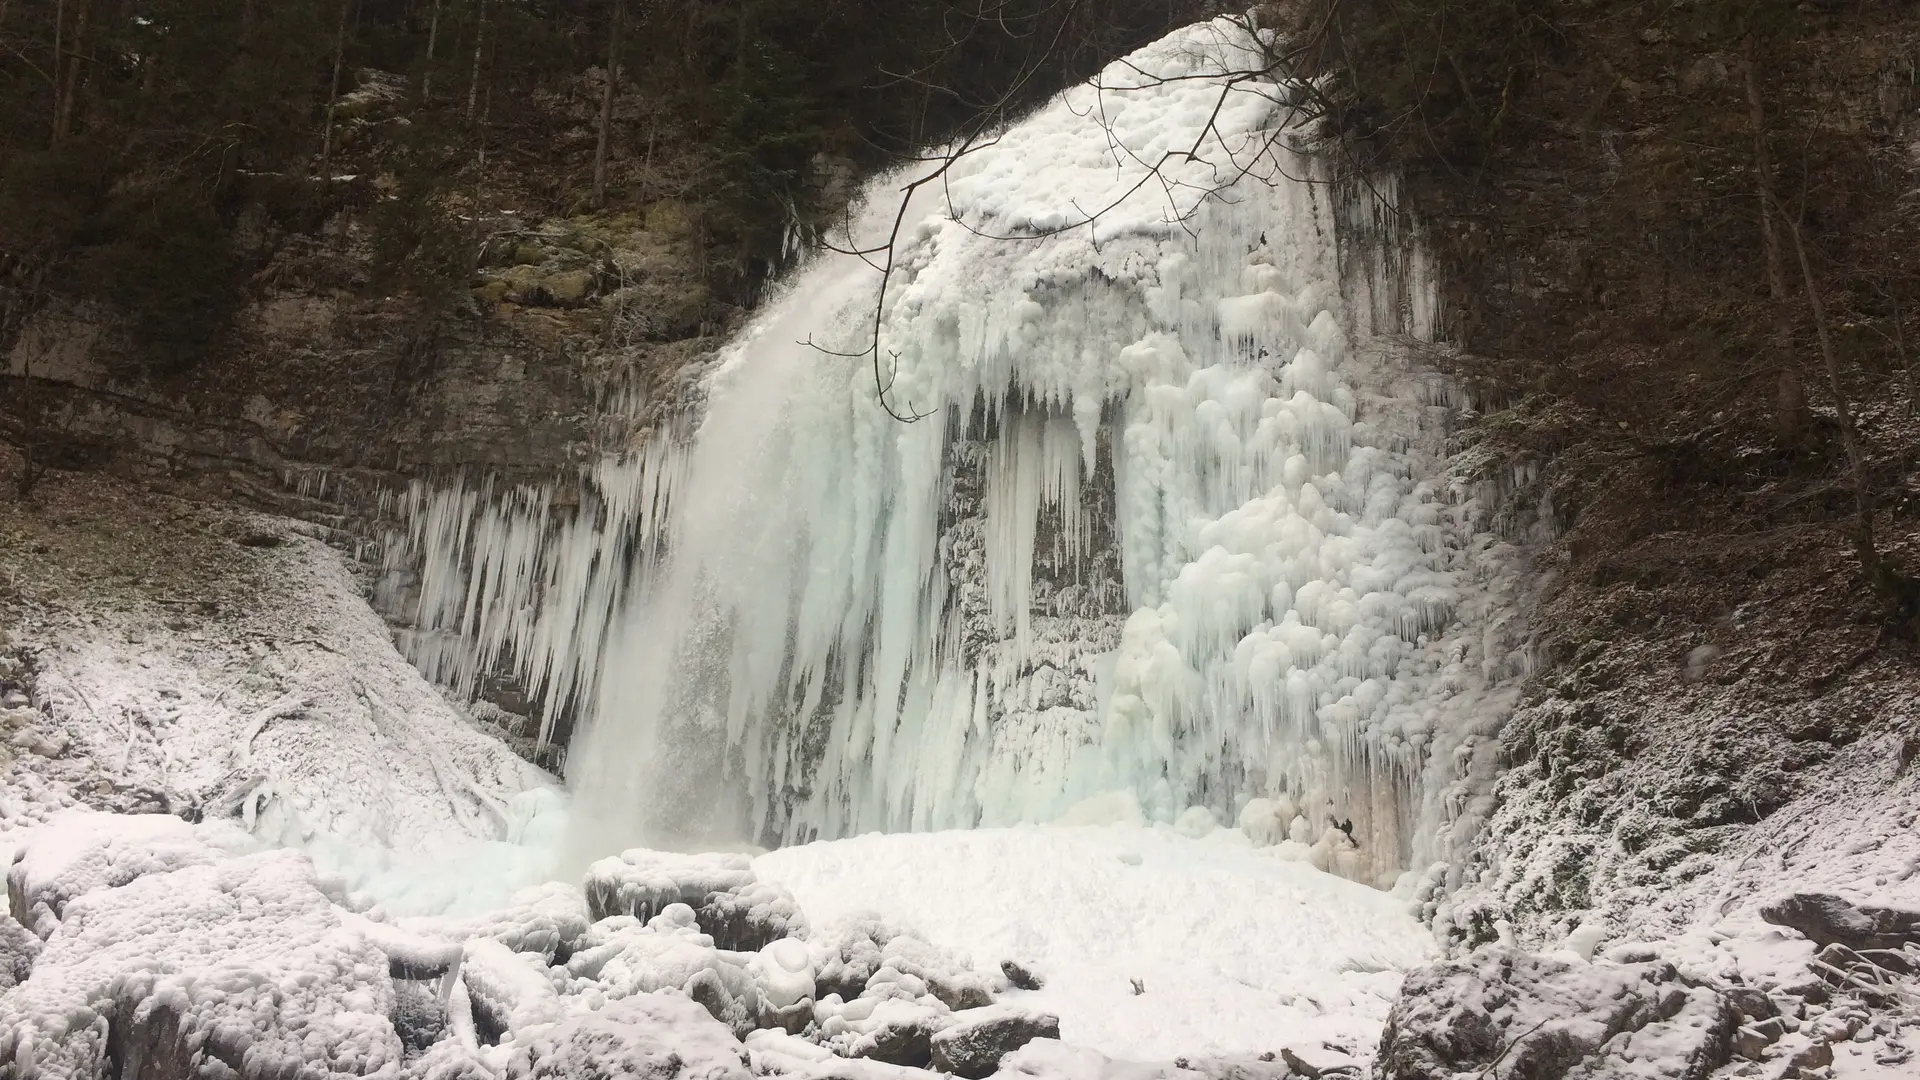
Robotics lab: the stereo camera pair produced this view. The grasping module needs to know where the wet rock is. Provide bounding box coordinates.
[1760,892,1920,952]
[929,1005,1061,1078]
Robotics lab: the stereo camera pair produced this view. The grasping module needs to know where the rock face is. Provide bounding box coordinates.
[1760,892,1920,953]
[929,1005,1062,1078]
[1374,947,1735,1080]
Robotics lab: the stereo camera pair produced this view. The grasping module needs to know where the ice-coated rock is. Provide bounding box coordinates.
[402,880,594,962]
[1374,947,1736,1080]
[463,936,566,1042]
[503,989,754,1080]
[585,848,806,950]
[5,810,254,937]
[566,904,764,1036]
[0,848,405,1080]
[929,1004,1062,1077]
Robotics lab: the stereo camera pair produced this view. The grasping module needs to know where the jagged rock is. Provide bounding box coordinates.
[930,1005,1062,1077]
[1374,947,1735,1080]
[1760,892,1920,952]
[503,990,753,1080]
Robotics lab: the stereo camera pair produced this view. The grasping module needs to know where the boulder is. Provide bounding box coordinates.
[1760,892,1920,952]
[1375,947,1736,1080]
[930,1004,1062,1078]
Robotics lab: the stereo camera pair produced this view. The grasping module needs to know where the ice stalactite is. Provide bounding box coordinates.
[385,17,1528,886]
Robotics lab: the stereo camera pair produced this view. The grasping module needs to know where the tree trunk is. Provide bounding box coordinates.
[466,0,488,122]
[592,0,625,209]
[422,0,443,100]
[54,0,90,143]
[319,0,352,177]
[1784,211,1915,615]
[1745,42,1803,447]
[49,0,66,145]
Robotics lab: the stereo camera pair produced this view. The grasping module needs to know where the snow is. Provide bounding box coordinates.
[752,823,1436,1061]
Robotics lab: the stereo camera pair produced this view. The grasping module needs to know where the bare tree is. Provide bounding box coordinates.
[592,0,625,210]
[809,7,1340,422]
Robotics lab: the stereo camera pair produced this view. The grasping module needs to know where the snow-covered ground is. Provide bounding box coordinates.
[754,826,1433,1062]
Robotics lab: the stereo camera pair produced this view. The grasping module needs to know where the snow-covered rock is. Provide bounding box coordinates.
[565,903,764,1036]
[586,849,806,951]
[928,1004,1061,1078]
[5,810,254,938]
[0,848,404,1080]
[399,880,593,963]
[1373,947,1735,1080]
[1758,891,1920,953]
[816,994,952,1067]
[463,936,567,1041]
[502,989,753,1080]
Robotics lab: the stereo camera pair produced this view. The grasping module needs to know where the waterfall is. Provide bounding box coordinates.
[383,18,1527,887]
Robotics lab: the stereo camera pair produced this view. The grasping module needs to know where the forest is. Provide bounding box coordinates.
[0,0,1202,378]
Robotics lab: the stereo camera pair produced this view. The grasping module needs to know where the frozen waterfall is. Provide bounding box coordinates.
[382,18,1527,887]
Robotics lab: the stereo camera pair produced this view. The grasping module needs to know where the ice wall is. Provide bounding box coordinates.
[384,18,1526,885]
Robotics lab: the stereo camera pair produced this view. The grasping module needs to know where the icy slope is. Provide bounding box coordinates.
[0,465,558,915]
[384,15,1527,883]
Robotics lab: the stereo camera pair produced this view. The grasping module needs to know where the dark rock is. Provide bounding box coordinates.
[1375,947,1736,1080]
[853,1011,940,1069]
[1759,892,1920,952]
[929,1005,1061,1078]
[1001,959,1045,991]
[392,981,450,1054]
[1723,986,1777,1021]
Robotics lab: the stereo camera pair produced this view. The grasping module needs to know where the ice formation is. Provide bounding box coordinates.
[384,17,1524,882]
